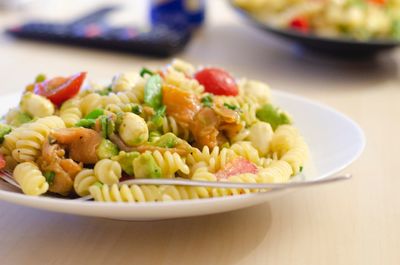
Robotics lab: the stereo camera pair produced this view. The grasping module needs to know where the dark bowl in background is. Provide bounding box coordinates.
[231,3,400,56]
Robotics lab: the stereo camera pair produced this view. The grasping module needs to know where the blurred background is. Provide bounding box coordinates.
[0,0,399,103]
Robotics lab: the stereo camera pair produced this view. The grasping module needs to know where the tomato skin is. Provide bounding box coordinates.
[194,68,238,96]
[0,154,6,170]
[34,72,86,106]
[289,16,309,33]
[215,157,258,179]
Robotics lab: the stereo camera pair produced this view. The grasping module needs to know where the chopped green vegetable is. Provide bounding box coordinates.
[112,151,140,176]
[224,103,240,111]
[299,166,304,173]
[133,153,162,179]
[152,133,178,148]
[151,105,166,128]
[44,171,55,185]
[149,131,162,142]
[144,74,163,110]
[85,108,104,120]
[140,67,155,77]
[96,86,112,96]
[11,112,32,127]
[100,116,108,138]
[75,119,96,128]
[256,104,291,130]
[131,104,142,115]
[35,74,46,83]
[0,124,12,144]
[201,94,213,107]
[96,139,119,160]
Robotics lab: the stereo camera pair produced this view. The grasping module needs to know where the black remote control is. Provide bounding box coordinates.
[6,6,192,57]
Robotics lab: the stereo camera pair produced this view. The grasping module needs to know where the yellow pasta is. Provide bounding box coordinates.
[13,162,49,196]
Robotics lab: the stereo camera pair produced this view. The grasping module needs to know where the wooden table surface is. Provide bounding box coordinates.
[0,1,399,264]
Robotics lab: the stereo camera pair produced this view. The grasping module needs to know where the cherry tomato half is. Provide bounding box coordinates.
[289,16,309,33]
[194,68,238,96]
[34,72,86,106]
[0,154,6,170]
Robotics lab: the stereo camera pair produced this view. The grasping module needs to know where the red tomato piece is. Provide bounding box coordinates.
[215,157,258,179]
[289,16,309,33]
[0,154,6,170]
[34,72,86,106]
[194,68,238,96]
[370,0,386,4]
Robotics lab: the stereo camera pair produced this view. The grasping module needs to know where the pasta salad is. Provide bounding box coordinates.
[0,59,308,202]
[234,0,400,41]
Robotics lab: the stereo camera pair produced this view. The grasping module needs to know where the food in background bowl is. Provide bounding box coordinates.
[234,0,400,41]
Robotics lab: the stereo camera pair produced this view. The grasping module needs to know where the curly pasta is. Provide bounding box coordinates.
[74,169,97,196]
[164,68,204,94]
[79,93,103,116]
[20,92,55,118]
[257,160,293,183]
[94,159,122,185]
[187,146,237,173]
[160,115,191,141]
[59,98,82,127]
[5,116,65,162]
[13,162,49,196]
[230,141,261,165]
[269,125,299,157]
[280,136,309,175]
[147,150,190,178]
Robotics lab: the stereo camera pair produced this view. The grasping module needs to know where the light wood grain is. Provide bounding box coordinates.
[0,1,399,264]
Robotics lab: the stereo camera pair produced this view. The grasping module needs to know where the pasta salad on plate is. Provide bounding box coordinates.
[0,59,309,203]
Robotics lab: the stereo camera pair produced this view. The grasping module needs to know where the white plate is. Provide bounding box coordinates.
[0,90,365,220]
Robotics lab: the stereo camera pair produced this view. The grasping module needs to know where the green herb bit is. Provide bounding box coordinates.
[75,119,96,128]
[224,103,240,111]
[85,108,104,120]
[96,86,112,96]
[201,94,213,107]
[44,171,55,185]
[131,104,142,115]
[299,166,304,173]
[34,74,46,83]
[140,67,155,77]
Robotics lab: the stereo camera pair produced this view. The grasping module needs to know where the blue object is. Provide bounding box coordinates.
[150,0,205,29]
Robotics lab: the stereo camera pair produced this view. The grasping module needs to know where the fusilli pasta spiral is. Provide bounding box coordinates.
[94,159,122,185]
[13,162,49,196]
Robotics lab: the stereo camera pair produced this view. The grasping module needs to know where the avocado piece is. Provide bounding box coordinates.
[152,133,178,148]
[11,112,32,127]
[112,151,140,176]
[0,124,12,144]
[256,104,292,130]
[133,153,161,179]
[96,139,119,160]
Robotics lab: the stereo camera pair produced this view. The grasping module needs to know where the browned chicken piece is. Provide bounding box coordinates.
[191,108,221,148]
[38,140,82,196]
[162,84,201,128]
[51,128,102,164]
[191,105,243,149]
